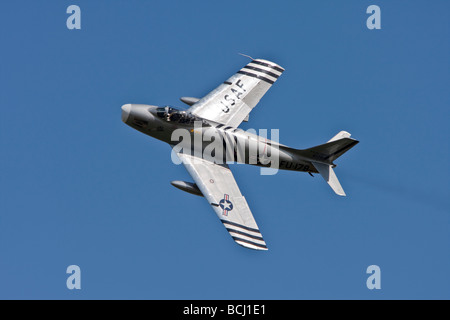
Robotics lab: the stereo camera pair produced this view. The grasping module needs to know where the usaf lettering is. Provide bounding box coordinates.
[220,79,246,113]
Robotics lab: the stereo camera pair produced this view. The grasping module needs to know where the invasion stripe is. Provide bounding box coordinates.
[223,131,235,161]
[243,65,280,79]
[235,241,267,250]
[251,60,284,73]
[232,236,268,249]
[221,219,261,234]
[242,68,277,83]
[248,62,283,76]
[230,233,266,247]
[237,70,274,85]
[220,130,227,152]
[226,223,261,238]
[226,228,265,241]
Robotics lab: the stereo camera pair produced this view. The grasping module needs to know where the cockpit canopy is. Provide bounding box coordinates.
[156,106,207,125]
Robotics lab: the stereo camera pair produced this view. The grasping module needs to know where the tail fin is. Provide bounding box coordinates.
[303,131,359,163]
[308,131,358,196]
[280,131,359,196]
[327,130,351,142]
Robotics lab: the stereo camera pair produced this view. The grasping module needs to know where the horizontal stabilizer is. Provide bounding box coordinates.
[312,161,346,196]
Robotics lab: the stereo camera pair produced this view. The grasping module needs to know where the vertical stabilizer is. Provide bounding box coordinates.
[327,131,351,143]
[278,131,358,196]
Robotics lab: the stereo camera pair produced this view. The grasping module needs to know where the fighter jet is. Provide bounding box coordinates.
[121,58,358,250]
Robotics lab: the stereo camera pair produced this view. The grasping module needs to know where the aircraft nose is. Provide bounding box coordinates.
[121,104,131,123]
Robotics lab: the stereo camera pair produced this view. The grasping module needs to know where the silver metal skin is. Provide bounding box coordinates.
[121,59,358,250]
[121,103,314,172]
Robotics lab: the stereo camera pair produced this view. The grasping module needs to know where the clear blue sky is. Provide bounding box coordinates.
[1,1,449,299]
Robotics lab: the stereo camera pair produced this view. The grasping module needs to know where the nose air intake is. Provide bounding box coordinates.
[121,104,131,123]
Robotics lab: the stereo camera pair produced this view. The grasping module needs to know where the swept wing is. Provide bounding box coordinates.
[188,59,284,127]
[177,152,268,250]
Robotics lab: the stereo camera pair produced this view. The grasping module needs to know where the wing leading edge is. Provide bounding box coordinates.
[188,59,284,128]
[176,153,268,250]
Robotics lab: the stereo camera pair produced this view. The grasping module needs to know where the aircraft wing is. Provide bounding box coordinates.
[177,152,268,250]
[188,59,284,128]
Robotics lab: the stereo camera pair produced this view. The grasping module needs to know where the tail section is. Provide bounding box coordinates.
[281,131,359,196]
[303,131,359,163]
[307,131,358,196]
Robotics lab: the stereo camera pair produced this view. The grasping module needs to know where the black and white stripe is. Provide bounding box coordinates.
[237,70,275,85]
[221,219,267,250]
[242,65,280,80]
[237,59,284,85]
[250,59,285,73]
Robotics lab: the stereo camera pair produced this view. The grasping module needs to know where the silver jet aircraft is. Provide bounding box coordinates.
[121,58,358,250]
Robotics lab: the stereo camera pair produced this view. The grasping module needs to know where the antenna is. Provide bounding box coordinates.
[238,53,254,61]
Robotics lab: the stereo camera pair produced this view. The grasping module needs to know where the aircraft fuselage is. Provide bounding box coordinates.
[121,104,318,173]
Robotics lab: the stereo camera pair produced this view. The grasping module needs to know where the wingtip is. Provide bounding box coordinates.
[234,239,268,251]
[252,58,285,72]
